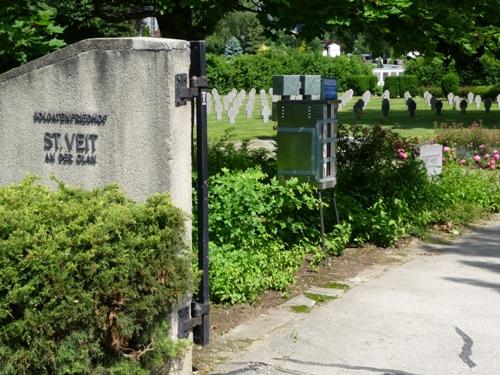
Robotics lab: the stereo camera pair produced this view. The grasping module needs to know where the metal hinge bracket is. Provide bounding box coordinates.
[175,73,209,106]
[178,302,210,338]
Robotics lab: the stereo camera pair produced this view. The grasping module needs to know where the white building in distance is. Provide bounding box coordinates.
[323,42,341,57]
[373,64,405,86]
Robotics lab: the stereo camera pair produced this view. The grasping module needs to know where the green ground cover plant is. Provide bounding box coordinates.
[0,179,193,374]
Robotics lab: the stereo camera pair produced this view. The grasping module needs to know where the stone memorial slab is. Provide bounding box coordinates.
[215,106,223,120]
[419,144,443,176]
[448,92,454,106]
[262,106,270,123]
[484,98,492,113]
[467,92,474,104]
[430,95,437,111]
[474,95,481,109]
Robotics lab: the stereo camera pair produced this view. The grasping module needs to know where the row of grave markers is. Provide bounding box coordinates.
[206,88,500,124]
[207,88,272,123]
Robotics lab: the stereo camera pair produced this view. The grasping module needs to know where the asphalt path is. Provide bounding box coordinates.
[211,216,500,375]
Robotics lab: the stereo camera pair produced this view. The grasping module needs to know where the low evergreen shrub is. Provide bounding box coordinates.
[207,51,372,94]
[384,75,418,98]
[419,86,444,97]
[441,72,460,95]
[404,57,449,86]
[345,75,378,95]
[0,179,193,373]
[457,85,500,99]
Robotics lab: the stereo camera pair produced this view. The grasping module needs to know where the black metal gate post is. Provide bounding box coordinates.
[190,40,210,346]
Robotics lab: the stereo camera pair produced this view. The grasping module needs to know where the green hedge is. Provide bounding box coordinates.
[457,85,500,98]
[0,179,193,374]
[404,57,449,86]
[383,75,419,98]
[207,50,372,94]
[419,86,443,97]
[441,72,460,95]
[345,75,378,95]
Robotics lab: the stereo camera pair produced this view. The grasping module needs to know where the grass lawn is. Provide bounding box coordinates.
[208,95,500,142]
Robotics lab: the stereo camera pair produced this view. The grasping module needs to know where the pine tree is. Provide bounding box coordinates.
[224,36,243,57]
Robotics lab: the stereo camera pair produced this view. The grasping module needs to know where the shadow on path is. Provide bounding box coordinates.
[211,359,422,375]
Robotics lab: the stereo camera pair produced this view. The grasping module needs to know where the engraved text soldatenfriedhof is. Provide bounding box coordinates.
[34,111,107,166]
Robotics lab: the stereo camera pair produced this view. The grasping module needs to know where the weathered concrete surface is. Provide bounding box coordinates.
[0,37,191,212]
[212,215,500,375]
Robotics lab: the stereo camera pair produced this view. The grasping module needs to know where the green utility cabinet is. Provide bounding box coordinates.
[275,75,339,190]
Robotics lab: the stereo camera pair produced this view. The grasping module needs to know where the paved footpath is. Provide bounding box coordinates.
[210,215,500,375]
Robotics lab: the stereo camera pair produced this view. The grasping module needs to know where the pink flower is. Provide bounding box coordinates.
[398,151,408,160]
[443,146,451,153]
[460,159,466,165]
[494,153,500,161]
[473,154,481,162]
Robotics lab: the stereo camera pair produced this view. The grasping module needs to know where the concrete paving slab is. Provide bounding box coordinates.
[306,287,345,298]
[281,294,316,308]
[211,215,500,375]
[221,309,300,342]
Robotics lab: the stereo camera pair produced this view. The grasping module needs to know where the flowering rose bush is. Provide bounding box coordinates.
[436,122,500,170]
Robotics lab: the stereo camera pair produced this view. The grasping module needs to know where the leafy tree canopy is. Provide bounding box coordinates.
[0,1,65,71]
[1,0,498,72]
[257,0,499,59]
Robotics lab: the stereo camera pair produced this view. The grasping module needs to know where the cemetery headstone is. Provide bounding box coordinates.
[484,98,492,113]
[419,144,443,176]
[228,109,236,124]
[407,98,416,117]
[497,94,500,108]
[423,91,431,106]
[435,99,443,115]
[215,104,223,120]
[460,99,468,114]
[430,95,437,111]
[381,98,390,117]
[353,99,364,119]
[474,95,481,109]
[467,92,474,104]
[246,102,254,119]
[262,106,270,123]
[448,92,454,106]
[454,97,461,110]
[404,91,411,101]
[362,91,371,107]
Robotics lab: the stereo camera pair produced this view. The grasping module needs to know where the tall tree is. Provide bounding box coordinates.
[0,1,65,71]
[1,0,498,73]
